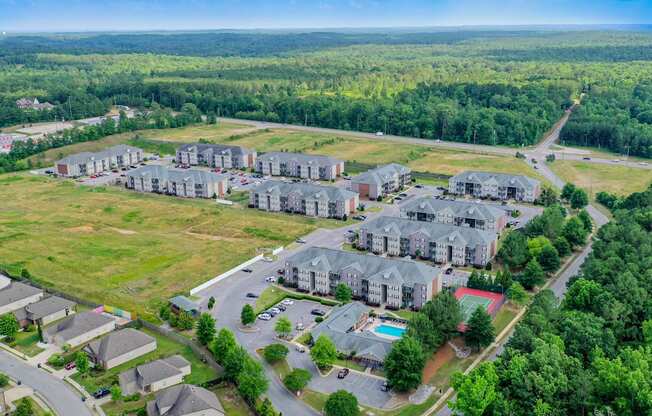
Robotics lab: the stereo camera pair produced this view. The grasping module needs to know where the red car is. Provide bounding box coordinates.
[65,362,76,370]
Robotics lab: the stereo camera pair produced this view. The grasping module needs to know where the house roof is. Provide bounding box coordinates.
[0,282,42,308]
[24,296,75,320]
[401,197,506,222]
[286,247,440,287]
[361,216,497,247]
[252,180,357,202]
[169,296,200,313]
[57,144,142,165]
[351,163,411,187]
[258,151,342,166]
[84,328,155,362]
[120,355,190,396]
[44,311,114,342]
[127,166,227,185]
[177,143,254,157]
[311,302,394,362]
[450,170,540,191]
[146,384,224,416]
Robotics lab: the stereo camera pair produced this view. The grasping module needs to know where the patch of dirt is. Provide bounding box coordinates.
[422,342,455,383]
[110,227,137,235]
[66,225,94,233]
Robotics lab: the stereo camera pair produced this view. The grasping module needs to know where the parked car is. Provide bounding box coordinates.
[277,268,285,275]
[65,361,76,370]
[583,157,591,160]
[265,276,277,283]
[269,307,281,315]
[399,193,408,197]
[93,388,111,399]
[295,344,306,353]
[415,184,423,189]
[258,313,271,321]
[295,322,304,331]
[277,304,287,311]
[311,309,326,316]
[242,268,253,273]
[337,368,350,379]
[282,299,294,306]
[445,267,454,275]
[394,196,402,201]
[296,238,307,244]
[375,131,384,136]
[381,381,390,392]
[246,292,258,298]
[266,309,278,317]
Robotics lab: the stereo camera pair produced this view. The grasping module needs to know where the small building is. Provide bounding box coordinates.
[146,384,225,416]
[126,166,229,198]
[350,164,411,200]
[55,145,143,177]
[448,171,541,203]
[44,311,116,348]
[13,296,76,328]
[256,152,344,180]
[16,98,55,111]
[176,143,256,169]
[0,134,29,154]
[0,281,44,316]
[119,355,191,395]
[84,328,157,370]
[400,197,508,232]
[169,296,200,318]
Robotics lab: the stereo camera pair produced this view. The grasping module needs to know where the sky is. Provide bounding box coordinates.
[0,0,651,32]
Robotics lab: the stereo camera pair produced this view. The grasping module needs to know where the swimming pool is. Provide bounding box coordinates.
[374,324,406,338]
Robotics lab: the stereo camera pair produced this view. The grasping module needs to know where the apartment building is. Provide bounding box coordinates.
[449,171,541,202]
[283,247,442,310]
[249,180,358,219]
[55,145,143,177]
[400,197,508,232]
[350,163,412,200]
[176,143,256,169]
[359,216,498,267]
[126,165,229,198]
[256,152,344,180]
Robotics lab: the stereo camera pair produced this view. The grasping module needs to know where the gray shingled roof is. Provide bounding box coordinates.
[147,384,224,416]
[57,144,141,165]
[362,216,497,246]
[351,163,411,187]
[450,170,540,190]
[252,180,357,201]
[258,151,342,166]
[24,296,75,320]
[84,328,155,363]
[120,355,190,395]
[311,302,394,362]
[0,282,42,308]
[45,311,114,343]
[286,247,440,287]
[401,197,506,222]
[127,165,227,185]
[177,143,253,157]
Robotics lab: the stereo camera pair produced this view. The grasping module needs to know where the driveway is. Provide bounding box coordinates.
[0,350,93,416]
[310,370,392,408]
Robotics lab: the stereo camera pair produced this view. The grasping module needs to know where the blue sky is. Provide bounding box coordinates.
[1,0,651,32]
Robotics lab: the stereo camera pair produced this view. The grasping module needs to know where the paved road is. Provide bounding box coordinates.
[0,350,93,416]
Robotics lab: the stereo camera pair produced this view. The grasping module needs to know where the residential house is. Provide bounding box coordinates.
[311,302,394,367]
[0,281,44,316]
[15,98,55,111]
[13,296,76,328]
[146,384,224,416]
[169,296,200,318]
[0,134,28,154]
[449,171,541,202]
[44,311,116,348]
[84,328,157,370]
[176,143,256,169]
[120,355,191,395]
[350,164,411,200]
[256,152,344,180]
[55,145,143,177]
[400,197,508,232]
[126,165,229,198]
[359,216,498,267]
[249,180,358,219]
[283,247,442,310]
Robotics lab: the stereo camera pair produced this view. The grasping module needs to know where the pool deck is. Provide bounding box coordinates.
[362,319,406,341]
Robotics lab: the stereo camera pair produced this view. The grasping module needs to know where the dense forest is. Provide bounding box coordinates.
[2,30,652,151]
[451,184,652,415]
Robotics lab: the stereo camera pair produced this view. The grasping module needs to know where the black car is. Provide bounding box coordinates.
[445,267,454,275]
[277,304,287,311]
[381,381,390,392]
[399,193,408,197]
[93,388,111,399]
[246,292,258,298]
[311,309,326,316]
[337,368,350,379]
[242,268,253,273]
[415,184,423,189]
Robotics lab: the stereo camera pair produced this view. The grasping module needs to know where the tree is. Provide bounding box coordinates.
[196,313,216,345]
[561,183,576,201]
[506,282,529,306]
[450,362,499,416]
[310,334,338,370]
[263,343,289,363]
[211,328,237,365]
[241,304,255,327]
[0,373,9,388]
[324,390,359,416]
[537,186,559,207]
[527,235,553,258]
[237,356,269,404]
[464,307,495,351]
[207,296,215,310]
[562,217,588,247]
[570,188,589,209]
[519,259,546,289]
[422,291,463,342]
[275,316,292,339]
[553,236,571,257]
[159,305,171,321]
[538,244,561,273]
[110,385,122,401]
[407,312,442,354]
[224,346,248,382]
[14,398,33,416]
[335,283,353,302]
[384,336,425,392]
[497,231,530,269]
[75,352,89,375]
[577,209,593,232]
[175,311,194,331]
[0,314,19,342]
[283,368,312,393]
[256,398,277,416]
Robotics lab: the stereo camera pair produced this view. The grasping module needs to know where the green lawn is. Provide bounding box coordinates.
[7,329,44,357]
[101,394,150,416]
[333,358,366,372]
[212,384,253,416]
[0,174,331,321]
[254,286,289,314]
[71,327,218,394]
[13,397,51,416]
[493,307,518,335]
[548,160,652,196]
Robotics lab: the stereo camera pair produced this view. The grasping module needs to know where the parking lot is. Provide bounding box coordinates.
[309,368,392,408]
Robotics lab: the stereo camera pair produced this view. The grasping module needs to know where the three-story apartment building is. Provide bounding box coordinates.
[256,152,344,180]
[350,163,412,200]
[400,197,508,232]
[176,143,256,169]
[56,145,143,177]
[283,247,442,310]
[249,180,358,219]
[126,165,229,198]
[359,216,497,267]
[449,171,541,202]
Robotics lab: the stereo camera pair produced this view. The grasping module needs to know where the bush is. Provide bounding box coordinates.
[0,373,9,387]
[315,316,324,323]
[283,368,312,392]
[47,354,65,367]
[263,343,289,363]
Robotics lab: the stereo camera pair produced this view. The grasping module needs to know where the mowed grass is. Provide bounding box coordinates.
[549,160,652,196]
[0,174,327,321]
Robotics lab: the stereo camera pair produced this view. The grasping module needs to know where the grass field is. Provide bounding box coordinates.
[548,160,652,196]
[7,329,44,357]
[212,384,253,416]
[0,174,332,321]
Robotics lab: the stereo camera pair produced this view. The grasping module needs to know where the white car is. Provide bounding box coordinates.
[640,162,649,166]
[269,307,281,315]
[258,313,271,321]
[282,299,294,306]
[375,131,384,136]
[265,276,277,282]
[295,322,304,331]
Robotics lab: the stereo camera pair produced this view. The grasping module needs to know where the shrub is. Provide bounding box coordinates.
[263,343,289,363]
